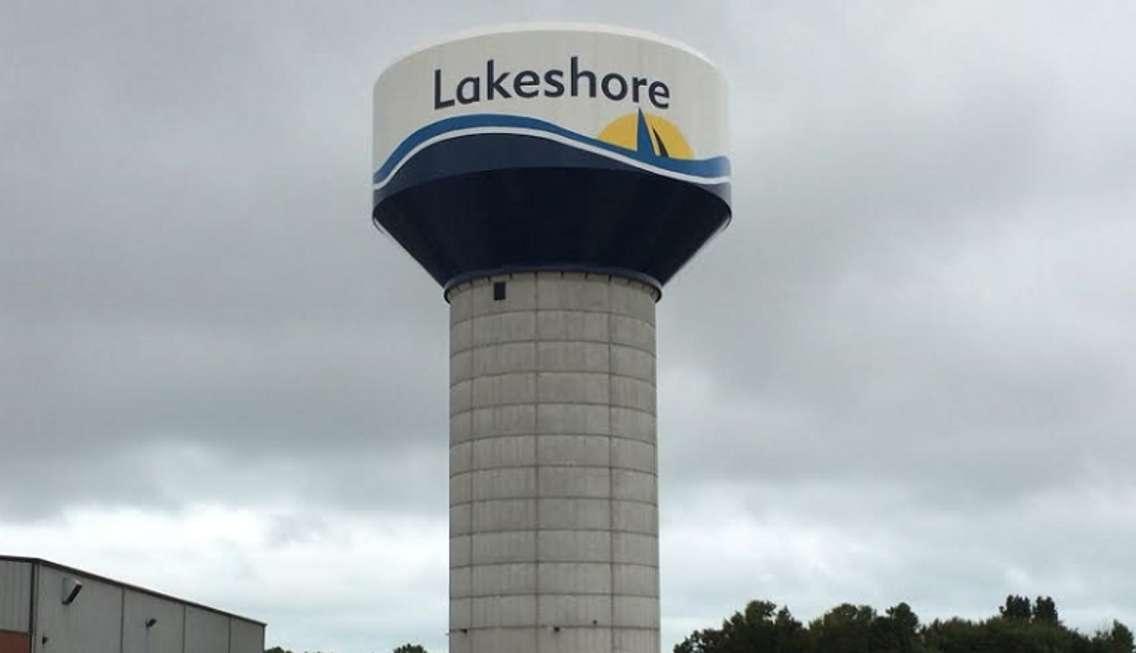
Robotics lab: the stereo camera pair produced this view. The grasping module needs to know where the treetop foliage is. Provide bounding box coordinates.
[675,595,1133,653]
[264,645,427,653]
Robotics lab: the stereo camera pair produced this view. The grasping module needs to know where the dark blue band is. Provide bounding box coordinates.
[373,112,731,186]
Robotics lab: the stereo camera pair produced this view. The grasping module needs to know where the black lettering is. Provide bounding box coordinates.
[487,59,511,100]
[543,69,565,97]
[648,81,669,109]
[601,73,628,101]
[631,77,648,104]
[514,70,539,98]
[432,61,671,108]
[433,69,455,109]
[457,76,480,104]
[570,56,595,98]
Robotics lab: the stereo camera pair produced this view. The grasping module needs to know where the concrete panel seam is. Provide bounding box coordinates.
[606,303,617,653]
[452,395,663,415]
[450,370,654,392]
[451,338,655,359]
[450,561,657,570]
[451,528,659,537]
[448,432,656,447]
[531,277,541,653]
[450,464,656,479]
[450,497,657,509]
[467,463,474,637]
[450,308,655,328]
[452,400,655,414]
[454,591,660,599]
[454,624,659,632]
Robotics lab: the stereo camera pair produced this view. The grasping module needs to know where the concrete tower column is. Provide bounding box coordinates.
[446,271,660,653]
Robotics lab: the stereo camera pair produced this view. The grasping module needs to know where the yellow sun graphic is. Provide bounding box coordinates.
[597,112,694,160]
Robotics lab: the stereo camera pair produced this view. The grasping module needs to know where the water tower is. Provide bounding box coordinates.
[372,25,730,653]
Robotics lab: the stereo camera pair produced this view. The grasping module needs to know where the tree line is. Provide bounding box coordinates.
[265,645,425,653]
[264,598,1133,653]
[674,595,1133,653]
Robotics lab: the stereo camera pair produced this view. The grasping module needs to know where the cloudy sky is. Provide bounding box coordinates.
[3,1,1135,651]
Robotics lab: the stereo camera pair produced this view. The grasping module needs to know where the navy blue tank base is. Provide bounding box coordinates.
[371,135,731,289]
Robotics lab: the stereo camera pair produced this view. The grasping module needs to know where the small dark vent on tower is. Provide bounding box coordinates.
[493,281,506,301]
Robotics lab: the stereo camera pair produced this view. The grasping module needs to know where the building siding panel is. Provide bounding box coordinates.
[122,589,185,653]
[0,559,264,653]
[184,606,229,653]
[0,561,31,633]
[33,566,122,653]
[228,618,264,653]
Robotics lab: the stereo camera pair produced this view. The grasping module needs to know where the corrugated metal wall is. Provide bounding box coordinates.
[122,590,184,653]
[0,561,31,634]
[184,605,229,653]
[229,618,264,653]
[0,561,264,653]
[34,565,122,653]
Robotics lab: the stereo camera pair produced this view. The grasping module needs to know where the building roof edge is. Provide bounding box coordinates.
[0,555,266,627]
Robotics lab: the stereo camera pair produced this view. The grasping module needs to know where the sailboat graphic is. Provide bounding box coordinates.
[636,108,670,158]
[596,108,693,161]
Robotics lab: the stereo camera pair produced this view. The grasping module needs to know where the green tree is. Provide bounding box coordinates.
[810,603,876,653]
[1034,596,1061,626]
[673,600,810,653]
[1000,595,1033,621]
[869,602,920,653]
[677,596,1133,653]
[393,645,428,653]
[1092,621,1135,653]
[774,606,811,653]
[924,616,987,652]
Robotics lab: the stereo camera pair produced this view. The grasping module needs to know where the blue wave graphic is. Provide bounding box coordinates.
[373,113,730,185]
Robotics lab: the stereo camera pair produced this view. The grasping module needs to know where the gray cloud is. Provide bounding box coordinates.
[3,0,1135,650]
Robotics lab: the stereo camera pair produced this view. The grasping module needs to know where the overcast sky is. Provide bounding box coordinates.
[3,1,1135,651]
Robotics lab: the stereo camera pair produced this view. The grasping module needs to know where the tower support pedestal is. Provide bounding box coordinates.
[447,271,660,653]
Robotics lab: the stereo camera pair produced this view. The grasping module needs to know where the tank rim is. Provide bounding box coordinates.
[442,265,663,303]
[378,22,720,80]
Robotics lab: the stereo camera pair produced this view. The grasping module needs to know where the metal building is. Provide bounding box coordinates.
[0,556,265,653]
[371,25,730,653]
